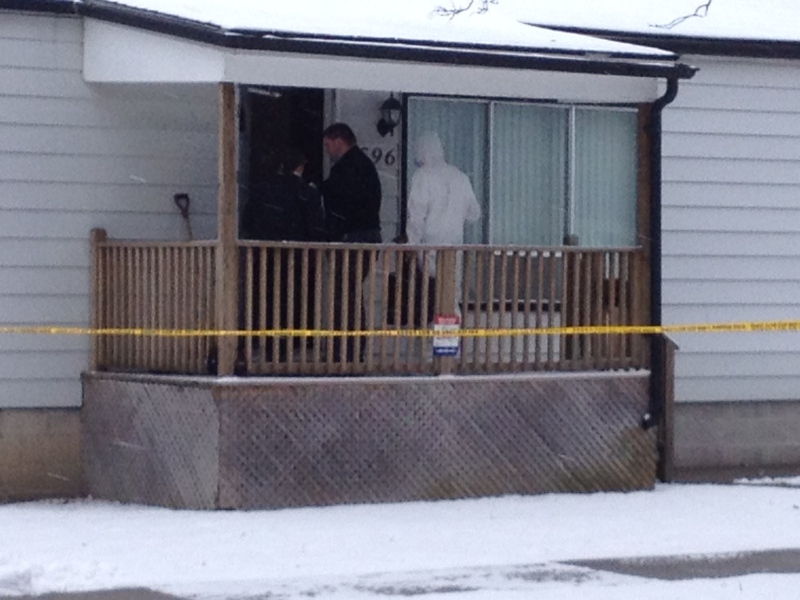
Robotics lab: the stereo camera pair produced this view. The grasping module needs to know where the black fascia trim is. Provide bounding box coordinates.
[230,25,678,61]
[533,24,800,60]
[226,37,697,79]
[72,0,695,80]
[0,0,76,14]
[78,0,226,45]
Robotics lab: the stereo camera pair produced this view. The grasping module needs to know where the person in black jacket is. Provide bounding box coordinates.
[243,147,326,243]
[322,123,382,362]
[242,147,326,361]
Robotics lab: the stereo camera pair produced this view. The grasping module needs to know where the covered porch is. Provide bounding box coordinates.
[79,3,690,508]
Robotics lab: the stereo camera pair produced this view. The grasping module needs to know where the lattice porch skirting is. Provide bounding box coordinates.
[82,371,655,509]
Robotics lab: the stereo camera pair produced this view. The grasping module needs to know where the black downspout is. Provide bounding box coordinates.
[641,77,679,431]
[399,94,409,239]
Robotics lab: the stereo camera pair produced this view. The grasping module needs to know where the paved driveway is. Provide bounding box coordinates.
[5,549,800,599]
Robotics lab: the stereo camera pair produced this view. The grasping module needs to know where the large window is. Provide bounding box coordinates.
[406,97,639,247]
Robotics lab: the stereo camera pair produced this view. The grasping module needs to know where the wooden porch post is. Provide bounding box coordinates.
[216,83,239,375]
[656,335,678,482]
[434,249,457,375]
[89,227,107,371]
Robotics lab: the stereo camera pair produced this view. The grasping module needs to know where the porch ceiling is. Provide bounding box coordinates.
[85,20,669,102]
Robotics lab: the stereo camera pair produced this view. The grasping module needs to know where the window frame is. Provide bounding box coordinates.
[402,93,642,248]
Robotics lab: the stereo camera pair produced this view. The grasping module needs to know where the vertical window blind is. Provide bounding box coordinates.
[406,98,487,244]
[406,97,639,248]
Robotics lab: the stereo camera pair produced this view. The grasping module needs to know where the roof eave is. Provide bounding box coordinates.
[0,0,75,14]
[71,0,695,80]
[528,24,800,60]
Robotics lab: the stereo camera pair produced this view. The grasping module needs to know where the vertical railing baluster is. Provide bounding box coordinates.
[365,248,377,374]
[135,247,143,370]
[592,251,604,370]
[271,246,281,371]
[340,246,351,374]
[458,248,471,372]
[286,247,296,372]
[179,246,188,373]
[608,252,619,369]
[391,247,403,365]
[126,246,135,369]
[172,246,181,372]
[299,247,309,372]
[206,245,215,373]
[244,246,254,372]
[145,247,153,371]
[404,248,417,372]
[258,245,267,372]
[325,248,336,374]
[419,248,432,373]
[509,250,520,371]
[581,250,592,371]
[353,246,364,375]
[547,250,557,369]
[497,250,508,370]
[312,247,323,373]
[533,251,542,369]
[484,250,496,373]
[379,248,391,373]
[189,246,198,373]
[630,251,643,367]
[474,249,485,370]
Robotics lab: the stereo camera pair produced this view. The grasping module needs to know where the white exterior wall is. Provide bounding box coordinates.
[662,55,800,403]
[0,12,219,408]
[332,90,402,238]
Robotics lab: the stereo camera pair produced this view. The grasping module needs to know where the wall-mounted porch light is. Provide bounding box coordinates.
[376,93,402,137]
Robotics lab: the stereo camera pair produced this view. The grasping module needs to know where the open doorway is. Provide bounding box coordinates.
[242,86,325,197]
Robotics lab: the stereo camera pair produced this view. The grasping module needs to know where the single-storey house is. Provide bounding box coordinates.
[501,0,800,477]
[0,0,696,506]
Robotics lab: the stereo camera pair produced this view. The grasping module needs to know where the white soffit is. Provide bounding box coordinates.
[83,20,225,82]
[226,52,659,103]
[84,20,659,102]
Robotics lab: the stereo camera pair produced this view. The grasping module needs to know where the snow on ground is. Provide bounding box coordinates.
[2,481,800,598]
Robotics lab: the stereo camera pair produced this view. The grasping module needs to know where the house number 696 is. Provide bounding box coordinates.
[361,147,397,167]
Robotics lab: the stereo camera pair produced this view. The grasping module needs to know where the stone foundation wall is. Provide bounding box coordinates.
[0,409,82,501]
[674,401,800,471]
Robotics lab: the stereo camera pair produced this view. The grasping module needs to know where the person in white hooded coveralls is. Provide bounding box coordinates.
[404,131,481,318]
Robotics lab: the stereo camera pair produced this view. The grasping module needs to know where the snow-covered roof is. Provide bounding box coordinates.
[500,0,800,44]
[4,0,697,83]
[90,0,676,59]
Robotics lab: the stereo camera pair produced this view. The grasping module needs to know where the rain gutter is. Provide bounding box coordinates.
[642,77,680,432]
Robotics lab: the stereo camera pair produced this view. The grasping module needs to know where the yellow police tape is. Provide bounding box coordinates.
[1,320,800,338]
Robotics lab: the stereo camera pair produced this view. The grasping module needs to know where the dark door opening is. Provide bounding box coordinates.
[245,87,325,189]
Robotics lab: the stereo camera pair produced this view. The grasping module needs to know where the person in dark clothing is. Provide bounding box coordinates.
[321,123,382,362]
[242,147,326,361]
[243,147,326,243]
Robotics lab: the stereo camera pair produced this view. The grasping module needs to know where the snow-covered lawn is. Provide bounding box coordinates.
[2,480,800,599]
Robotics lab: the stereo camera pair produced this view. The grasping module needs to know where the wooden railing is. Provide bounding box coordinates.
[239,242,649,376]
[91,230,217,374]
[91,231,649,376]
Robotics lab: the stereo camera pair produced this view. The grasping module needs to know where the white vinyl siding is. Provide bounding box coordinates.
[0,12,219,408]
[662,55,800,403]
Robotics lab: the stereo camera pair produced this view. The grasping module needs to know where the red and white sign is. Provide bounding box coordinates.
[432,314,461,357]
